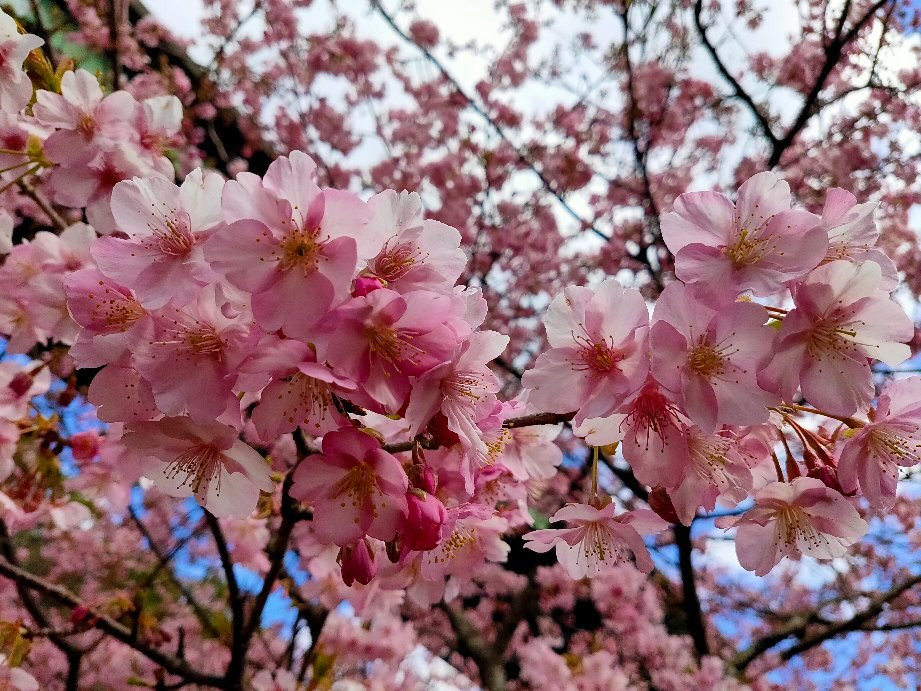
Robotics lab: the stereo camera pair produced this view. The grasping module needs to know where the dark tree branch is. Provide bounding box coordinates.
[693,0,780,148]
[440,602,506,691]
[204,511,244,683]
[730,572,921,674]
[673,523,710,658]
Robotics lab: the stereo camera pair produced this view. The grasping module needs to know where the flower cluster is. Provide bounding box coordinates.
[0,33,916,588]
[530,172,914,574]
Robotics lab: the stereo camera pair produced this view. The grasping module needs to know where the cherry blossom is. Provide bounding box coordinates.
[650,282,778,432]
[120,416,274,517]
[0,10,43,114]
[524,503,667,577]
[290,428,408,545]
[838,377,921,509]
[759,260,912,416]
[91,170,224,308]
[722,477,868,576]
[204,151,372,339]
[662,171,826,296]
[521,278,649,425]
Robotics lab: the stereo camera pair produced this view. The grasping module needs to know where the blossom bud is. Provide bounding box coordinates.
[7,372,32,398]
[807,466,849,495]
[409,463,438,494]
[402,489,447,551]
[70,431,101,461]
[648,487,681,525]
[353,276,385,297]
[339,539,377,587]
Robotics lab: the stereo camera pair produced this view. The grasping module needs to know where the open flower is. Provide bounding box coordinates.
[650,282,778,432]
[838,376,921,510]
[759,260,912,416]
[721,477,868,575]
[662,171,825,296]
[91,169,224,309]
[290,428,408,545]
[524,503,667,577]
[121,416,274,518]
[204,151,372,339]
[522,278,649,425]
[0,10,43,114]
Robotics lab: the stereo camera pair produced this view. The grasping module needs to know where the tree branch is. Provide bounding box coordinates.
[0,555,228,688]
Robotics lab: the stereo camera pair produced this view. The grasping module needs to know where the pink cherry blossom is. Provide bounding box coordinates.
[405,330,509,491]
[91,169,224,309]
[64,269,151,368]
[33,69,137,165]
[575,376,689,489]
[204,151,371,339]
[650,282,778,432]
[521,278,649,425]
[759,260,912,416]
[364,190,466,293]
[0,10,43,114]
[402,489,447,552]
[838,376,921,510]
[290,428,408,545]
[250,351,355,442]
[723,476,868,576]
[120,416,274,518]
[667,427,752,525]
[316,288,462,413]
[817,188,898,291]
[661,171,826,296]
[0,360,50,420]
[339,538,378,587]
[420,504,509,581]
[133,286,259,421]
[524,503,667,577]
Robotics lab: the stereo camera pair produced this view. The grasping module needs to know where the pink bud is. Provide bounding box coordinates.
[353,276,384,297]
[402,489,447,551]
[8,372,32,398]
[409,463,438,494]
[70,431,101,461]
[339,539,377,586]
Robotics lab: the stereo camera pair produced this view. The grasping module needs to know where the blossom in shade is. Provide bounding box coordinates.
[667,427,752,525]
[133,285,259,421]
[575,375,689,489]
[721,476,868,576]
[0,361,50,420]
[290,428,409,545]
[405,330,509,492]
[759,260,912,416]
[661,171,826,296]
[250,351,355,442]
[364,190,466,293]
[838,376,921,510]
[91,170,224,309]
[817,187,898,291]
[521,278,649,425]
[650,282,778,433]
[339,538,378,587]
[33,69,136,165]
[524,503,667,577]
[204,151,372,339]
[402,489,448,552]
[420,504,509,580]
[316,288,462,412]
[0,10,43,114]
[121,416,274,518]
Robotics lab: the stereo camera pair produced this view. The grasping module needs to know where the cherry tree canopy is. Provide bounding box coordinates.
[0,1,920,689]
